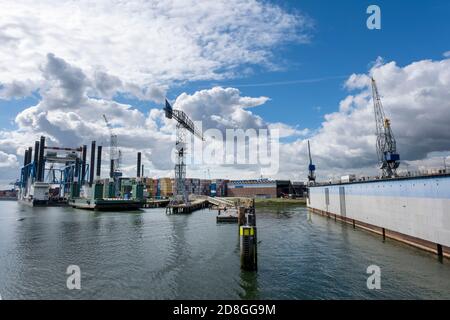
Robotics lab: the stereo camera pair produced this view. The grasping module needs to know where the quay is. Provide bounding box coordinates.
[166,198,208,214]
[142,199,170,208]
[216,211,238,223]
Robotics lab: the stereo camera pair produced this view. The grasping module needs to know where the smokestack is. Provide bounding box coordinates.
[96,145,102,178]
[37,136,45,181]
[81,145,87,185]
[89,141,96,186]
[137,152,141,178]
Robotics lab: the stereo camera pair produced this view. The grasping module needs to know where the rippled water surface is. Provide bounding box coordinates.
[0,201,449,299]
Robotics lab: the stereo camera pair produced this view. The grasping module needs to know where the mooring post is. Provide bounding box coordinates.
[382,228,386,241]
[240,225,257,271]
[238,206,246,226]
[437,244,443,259]
[352,219,356,229]
[240,200,257,271]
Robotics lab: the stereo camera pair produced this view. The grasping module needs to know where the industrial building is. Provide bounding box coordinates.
[226,179,294,198]
[292,181,308,197]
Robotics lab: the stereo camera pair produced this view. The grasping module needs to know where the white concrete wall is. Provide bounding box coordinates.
[308,176,450,247]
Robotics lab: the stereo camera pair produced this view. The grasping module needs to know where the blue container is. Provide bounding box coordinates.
[210,183,217,197]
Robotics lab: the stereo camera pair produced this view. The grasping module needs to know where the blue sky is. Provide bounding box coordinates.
[171,0,450,129]
[119,1,448,132]
[232,0,447,127]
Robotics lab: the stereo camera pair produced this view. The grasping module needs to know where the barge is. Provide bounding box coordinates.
[68,197,143,211]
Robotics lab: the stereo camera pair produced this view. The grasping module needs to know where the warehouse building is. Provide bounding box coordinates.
[226,179,293,198]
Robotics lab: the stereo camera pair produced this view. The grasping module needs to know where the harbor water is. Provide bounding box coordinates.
[0,201,449,299]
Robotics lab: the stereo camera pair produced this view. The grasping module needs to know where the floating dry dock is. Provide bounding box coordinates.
[308,173,450,259]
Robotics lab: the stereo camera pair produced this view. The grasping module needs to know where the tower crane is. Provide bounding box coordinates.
[371,78,400,178]
[164,99,204,204]
[307,140,316,185]
[103,114,122,195]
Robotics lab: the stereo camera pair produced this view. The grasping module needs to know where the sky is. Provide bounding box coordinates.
[0,0,450,187]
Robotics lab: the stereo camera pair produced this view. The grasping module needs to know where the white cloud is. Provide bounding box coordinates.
[443,51,450,58]
[173,86,269,131]
[0,0,310,101]
[0,151,18,168]
[268,123,309,138]
[0,80,36,100]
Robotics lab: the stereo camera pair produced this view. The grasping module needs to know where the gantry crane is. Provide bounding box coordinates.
[371,78,400,178]
[164,99,204,204]
[307,140,316,185]
[103,114,122,195]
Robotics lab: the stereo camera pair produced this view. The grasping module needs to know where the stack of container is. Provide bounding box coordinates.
[213,179,228,197]
[144,177,154,198]
[200,179,212,196]
[159,177,173,198]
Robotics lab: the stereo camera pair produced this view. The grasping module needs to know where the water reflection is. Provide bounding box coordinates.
[1,201,450,299]
[239,270,259,299]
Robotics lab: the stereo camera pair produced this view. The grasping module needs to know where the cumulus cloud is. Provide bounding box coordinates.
[1,54,294,181]
[2,56,450,183]
[0,80,36,100]
[0,151,18,168]
[173,87,269,131]
[0,0,310,102]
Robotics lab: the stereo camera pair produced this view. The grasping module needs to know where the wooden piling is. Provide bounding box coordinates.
[437,244,443,259]
[238,206,246,226]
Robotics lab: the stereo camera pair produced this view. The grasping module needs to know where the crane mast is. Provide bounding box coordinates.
[164,99,204,204]
[103,114,122,195]
[307,140,316,185]
[371,78,400,178]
